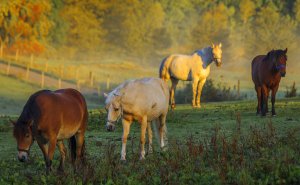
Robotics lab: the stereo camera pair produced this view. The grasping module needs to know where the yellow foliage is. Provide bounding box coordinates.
[239,0,255,23]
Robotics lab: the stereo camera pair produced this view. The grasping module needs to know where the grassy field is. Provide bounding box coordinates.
[0,73,102,115]
[0,74,42,115]
[0,98,300,184]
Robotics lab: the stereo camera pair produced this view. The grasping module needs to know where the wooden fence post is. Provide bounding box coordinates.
[89,71,94,87]
[26,64,30,81]
[237,80,240,98]
[60,65,64,79]
[15,49,19,61]
[0,42,3,58]
[6,61,10,75]
[41,72,45,88]
[58,78,61,89]
[106,75,110,90]
[30,54,34,68]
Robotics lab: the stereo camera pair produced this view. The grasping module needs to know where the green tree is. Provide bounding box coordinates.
[61,0,107,56]
[250,2,297,52]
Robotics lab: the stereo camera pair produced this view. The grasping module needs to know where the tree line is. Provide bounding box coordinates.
[0,0,299,63]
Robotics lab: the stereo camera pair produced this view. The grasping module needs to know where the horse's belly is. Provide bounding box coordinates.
[169,62,191,81]
[57,124,80,140]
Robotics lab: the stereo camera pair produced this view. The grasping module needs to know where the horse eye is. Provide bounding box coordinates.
[26,134,30,138]
[114,108,119,111]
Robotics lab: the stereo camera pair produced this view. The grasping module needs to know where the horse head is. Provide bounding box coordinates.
[276,48,287,77]
[104,92,123,132]
[12,120,34,162]
[268,48,287,77]
[212,43,222,67]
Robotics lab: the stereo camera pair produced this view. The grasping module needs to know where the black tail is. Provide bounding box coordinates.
[69,136,77,163]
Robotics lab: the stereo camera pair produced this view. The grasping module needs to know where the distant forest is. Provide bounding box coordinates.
[1,0,299,63]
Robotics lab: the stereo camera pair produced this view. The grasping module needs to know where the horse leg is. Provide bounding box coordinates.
[121,119,131,161]
[271,86,279,116]
[147,121,153,154]
[37,140,49,172]
[46,138,57,174]
[192,78,199,107]
[170,78,179,109]
[74,132,85,168]
[266,88,270,113]
[139,117,148,160]
[255,86,262,115]
[159,114,167,150]
[196,79,206,108]
[57,140,67,172]
[261,85,268,116]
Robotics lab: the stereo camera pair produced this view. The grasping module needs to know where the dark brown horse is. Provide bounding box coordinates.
[12,88,88,173]
[251,48,288,116]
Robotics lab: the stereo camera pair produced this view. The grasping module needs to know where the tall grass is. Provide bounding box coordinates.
[1,109,300,184]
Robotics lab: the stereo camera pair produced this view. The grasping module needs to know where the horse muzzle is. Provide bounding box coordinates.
[106,122,116,132]
[280,72,286,77]
[215,60,222,67]
[18,151,29,162]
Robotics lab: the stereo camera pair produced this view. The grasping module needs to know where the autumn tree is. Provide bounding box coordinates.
[0,0,52,55]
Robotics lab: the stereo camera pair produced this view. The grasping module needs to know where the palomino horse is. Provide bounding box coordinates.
[159,43,222,109]
[12,89,88,173]
[104,77,169,160]
[251,48,288,116]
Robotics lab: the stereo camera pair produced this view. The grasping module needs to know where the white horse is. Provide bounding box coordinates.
[104,77,169,160]
[159,43,223,109]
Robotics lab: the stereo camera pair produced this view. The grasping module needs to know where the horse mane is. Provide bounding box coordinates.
[193,46,212,56]
[265,49,287,62]
[17,90,51,125]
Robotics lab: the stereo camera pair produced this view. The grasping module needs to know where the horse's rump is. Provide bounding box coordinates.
[26,89,88,140]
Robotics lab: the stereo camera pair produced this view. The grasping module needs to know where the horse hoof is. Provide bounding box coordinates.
[272,114,277,117]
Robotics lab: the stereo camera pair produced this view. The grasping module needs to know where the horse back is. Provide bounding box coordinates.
[35,89,87,138]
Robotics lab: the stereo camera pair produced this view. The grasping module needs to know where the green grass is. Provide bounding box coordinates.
[0,99,300,184]
[0,73,102,115]
[0,74,41,115]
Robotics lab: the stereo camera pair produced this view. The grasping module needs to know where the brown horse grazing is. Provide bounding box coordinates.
[12,88,88,173]
[251,48,288,116]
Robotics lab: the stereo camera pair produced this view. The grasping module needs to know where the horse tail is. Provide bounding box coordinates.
[152,119,160,146]
[69,135,77,163]
[152,117,168,148]
[159,56,173,80]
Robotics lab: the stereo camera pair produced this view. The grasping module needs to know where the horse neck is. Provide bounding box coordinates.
[197,47,214,68]
[264,56,278,75]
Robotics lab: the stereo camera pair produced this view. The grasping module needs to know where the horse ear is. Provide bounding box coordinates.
[9,119,16,126]
[219,43,222,48]
[211,43,215,48]
[284,48,288,53]
[103,93,108,98]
